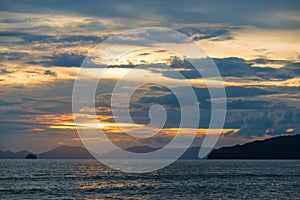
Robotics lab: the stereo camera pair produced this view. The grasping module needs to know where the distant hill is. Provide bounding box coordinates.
[100,145,204,159]
[2,134,299,159]
[38,146,94,159]
[0,146,93,159]
[208,134,300,159]
[0,150,32,159]
[0,145,204,159]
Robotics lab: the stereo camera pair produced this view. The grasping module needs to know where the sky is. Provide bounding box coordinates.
[0,1,299,153]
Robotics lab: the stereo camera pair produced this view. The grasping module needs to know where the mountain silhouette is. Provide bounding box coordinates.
[37,146,93,159]
[100,145,205,159]
[1,134,299,159]
[126,145,159,153]
[208,134,300,159]
[0,145,204,159]
[0,150,32,159]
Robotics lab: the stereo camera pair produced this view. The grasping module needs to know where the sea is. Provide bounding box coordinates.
[0,160,299,199]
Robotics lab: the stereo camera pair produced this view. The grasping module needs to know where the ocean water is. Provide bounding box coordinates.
[0,160,299,199]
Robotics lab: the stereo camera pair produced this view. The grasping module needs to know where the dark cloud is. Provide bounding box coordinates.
[94,56,299,82]
[228,99,271,110]
[0,31,32,37]
[120,83,299,135]
[16,96,72,114]
[133,93,181,127]
[0,31,53,43]
[44,69,57,77]
[0,31,105,45]
[0,52,30,62]
[0,18,44,24]
[283,62,300,75]
[123,85,277,127]
[225,86,276,97]
[0,99,21,106]
[2,109,42,115]
[1,0,299,28]
[0,69,11,74]
[226,102,300,137]
[0,31,107,66]
[162,57,299,81]
[0,121,42,134]
[169,57,194,69]
[39,52,85,67]
[176,26,236,41]
[252,58,290,65]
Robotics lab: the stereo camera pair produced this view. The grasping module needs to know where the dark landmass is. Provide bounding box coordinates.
[1,134,299,159]
[101,145,204,159]
[0,150,32,159]
[0,146,93,159]
[126,145,158,153]
[25,154,37,159]
[180,146,203,159]
[0,145,203,159]
[38,146,94,159]
[208,134,300,159]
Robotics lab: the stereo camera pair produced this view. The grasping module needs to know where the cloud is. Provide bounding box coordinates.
[253,58,290,65]
[214,57,298,80]
[0,52,30,62]
[39,52,85,67]
[0,69,11,74]
[225,86,276,97]
[110,84,278,128]
[44,69,57,77]
[90,55,298,84]
[227,99,271,110]
[176,26,236,41]
[1,0,299,28]
[162,57,299,81]
[0,31,106,46]
[283,62,300,75]
[226,102,300,137]
[0,99,21,106]
[0,31,53,43]
[136,85,275,105]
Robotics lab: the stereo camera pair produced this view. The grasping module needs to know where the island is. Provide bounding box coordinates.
[208,134,300,159]
[25,154,37,159]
